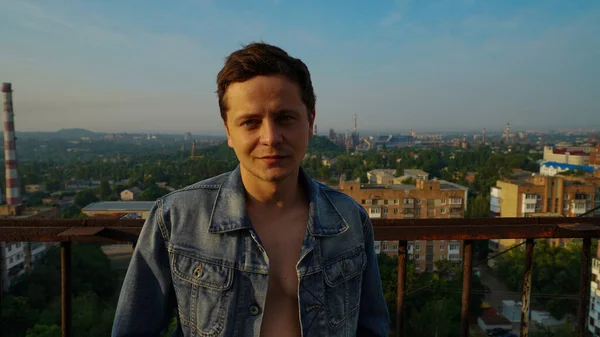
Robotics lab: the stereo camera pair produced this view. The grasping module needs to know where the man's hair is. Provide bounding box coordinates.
[216,42,316,121]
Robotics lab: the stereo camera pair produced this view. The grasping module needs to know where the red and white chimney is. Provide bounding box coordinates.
[2,83,21,205]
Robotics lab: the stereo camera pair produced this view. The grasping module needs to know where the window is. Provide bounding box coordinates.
[564,194,570,200]
[449,244,459,250]
[525,193,536,199]
[394,208,399,214]
[526,204,535,210]
[403,198,413,205]
[449,254,460,260]
[415,264,420,270]
[441,208,446,214]
[415,199,422,205]
[9,257,13,263]
[440,254,445,260]
[384,199,388,205]
[427,209,435,216]
[537,194,542,200]
[564,204,569,210]
[383,208,388,214]
[415,208,421,214]
[366,200,372,205]
[415,245,420,251]
[370,208,381,214]
[414,254,420,260]
[393,199,399,204]
[450,197,462,204]
[440,199,447,205]
[440,245,445,251]
[361,199,365,204]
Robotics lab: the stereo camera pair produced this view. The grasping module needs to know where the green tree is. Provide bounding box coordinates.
[98,179,112,200]
[0,296,40,337]
[493,240,580,319]
[409,298,458,337]
[529,321,575,337]
[74,189,99,208]
[25,191,50,206]
[137,185,170,201]
[25,325,61,337]
[61,205,86,219]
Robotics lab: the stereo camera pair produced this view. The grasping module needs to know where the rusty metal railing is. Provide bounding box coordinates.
[0,216,599,337]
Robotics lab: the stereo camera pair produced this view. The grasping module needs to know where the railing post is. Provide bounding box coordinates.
[397,240,407,337]
[460,240,473,337]
[520,239,535,337]
[578,237,591,337]
[61,242,72,337]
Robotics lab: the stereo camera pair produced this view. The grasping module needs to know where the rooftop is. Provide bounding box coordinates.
[542,161,595,173]
[82,201,155,212]
[404,169,429,176]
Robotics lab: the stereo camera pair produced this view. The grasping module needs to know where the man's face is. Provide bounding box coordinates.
[223,75,315,183]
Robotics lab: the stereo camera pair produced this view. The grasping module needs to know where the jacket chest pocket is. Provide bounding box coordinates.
[323,246,367,328]
[172,251,234,337]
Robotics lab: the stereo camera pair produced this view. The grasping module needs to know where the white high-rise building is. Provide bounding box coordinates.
[589,248,600,336]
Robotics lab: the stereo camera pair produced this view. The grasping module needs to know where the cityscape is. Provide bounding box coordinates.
[1,1,600,337]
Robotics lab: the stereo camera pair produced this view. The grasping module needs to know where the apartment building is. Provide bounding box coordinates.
[1,205,60,291]
[489,173,600,254]
[543,145,591,165]
[338,171,468,273]
[591,145,600,167]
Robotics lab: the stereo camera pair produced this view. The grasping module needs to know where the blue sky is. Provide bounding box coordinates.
[0,0,598,134]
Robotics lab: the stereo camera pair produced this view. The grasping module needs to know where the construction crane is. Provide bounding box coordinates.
[189,140,205,160]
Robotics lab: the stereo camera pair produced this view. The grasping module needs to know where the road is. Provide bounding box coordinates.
[478,266,543,336]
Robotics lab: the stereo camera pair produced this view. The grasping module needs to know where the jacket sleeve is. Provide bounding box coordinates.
[357,216,390,337]
[112,199,176,337]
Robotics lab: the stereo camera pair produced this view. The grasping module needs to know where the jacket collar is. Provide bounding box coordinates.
[208,165,349,237]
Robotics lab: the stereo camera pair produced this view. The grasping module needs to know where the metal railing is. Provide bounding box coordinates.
[1,216,599,337]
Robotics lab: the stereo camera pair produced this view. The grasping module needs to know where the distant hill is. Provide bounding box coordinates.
[56,128,100,138]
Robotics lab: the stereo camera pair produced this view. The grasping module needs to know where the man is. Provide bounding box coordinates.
[112,42,389,337]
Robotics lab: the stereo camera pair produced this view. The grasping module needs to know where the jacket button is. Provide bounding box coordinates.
[249,305,260,316]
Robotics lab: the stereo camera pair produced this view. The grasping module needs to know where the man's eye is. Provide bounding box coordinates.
[242,120,257,127]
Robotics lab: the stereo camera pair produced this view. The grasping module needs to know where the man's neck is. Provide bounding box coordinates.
[241,168,304,211]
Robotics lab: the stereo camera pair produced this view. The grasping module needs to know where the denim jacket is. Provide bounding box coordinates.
[112,165,389,337]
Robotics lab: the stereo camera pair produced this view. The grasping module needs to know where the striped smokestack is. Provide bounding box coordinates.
[2,83,21,205]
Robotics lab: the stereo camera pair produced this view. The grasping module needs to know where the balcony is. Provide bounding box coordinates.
[449,198,463,205]
[1,216,600,337]
[572,200,588,215]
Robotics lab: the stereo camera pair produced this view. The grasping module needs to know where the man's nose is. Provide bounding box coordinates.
[260,120,283,145]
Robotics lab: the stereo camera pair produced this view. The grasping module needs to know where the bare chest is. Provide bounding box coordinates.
[253,216,307,297]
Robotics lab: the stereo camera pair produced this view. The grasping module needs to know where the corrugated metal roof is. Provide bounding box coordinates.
[82,201,155,211]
